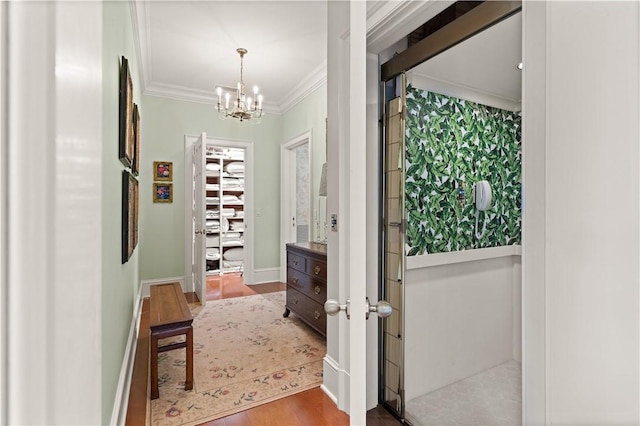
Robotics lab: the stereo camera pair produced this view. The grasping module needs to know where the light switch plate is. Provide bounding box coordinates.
[330,214,337,231]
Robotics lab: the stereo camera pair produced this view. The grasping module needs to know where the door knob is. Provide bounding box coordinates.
[324,299,350,319]
[366,297,393,319]
[195,229,206,234]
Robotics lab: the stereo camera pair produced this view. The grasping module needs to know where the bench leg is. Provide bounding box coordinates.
[151,333,159,400]
[185,326,194,391]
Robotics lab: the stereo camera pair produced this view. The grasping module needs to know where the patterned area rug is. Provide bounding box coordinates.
[149,291,326,426]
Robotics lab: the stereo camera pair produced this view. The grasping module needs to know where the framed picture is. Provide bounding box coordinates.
[132,103,141,176]
[119,56,135,167]
[153,161,172,181]
[122,170,139,263]
[153,182,173,203]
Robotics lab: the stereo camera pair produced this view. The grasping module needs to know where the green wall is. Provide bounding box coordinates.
[281,83,328,241]
[405,86,522,255]
[139,96,283,279]
[102,1,142,423]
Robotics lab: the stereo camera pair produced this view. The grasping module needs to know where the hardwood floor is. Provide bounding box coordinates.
[126,273,402,425]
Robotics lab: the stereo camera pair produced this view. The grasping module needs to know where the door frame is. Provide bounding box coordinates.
[184,134,255,288]
[279,130,313,283]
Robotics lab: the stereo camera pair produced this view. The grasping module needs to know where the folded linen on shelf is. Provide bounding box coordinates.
[224,162,244,174]
[223,260,243,268]
[222,232,241,240]
[206,184,220,191]
[206,236,219,247]
[222,194,240,203]
[205,163,221,171]
[206,210,217,219]
[220,208,235,217]
[229,221,244,232]
[206,248,220,260]
[234,211,244,218]
[223,247,243,261]
[206,197,219,204]
[206,220,220,232]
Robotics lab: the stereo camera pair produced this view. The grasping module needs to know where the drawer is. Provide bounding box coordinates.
[307,259,327,279]
[287,252,306,273]
[286,286,326,335]
[287,267,326,304]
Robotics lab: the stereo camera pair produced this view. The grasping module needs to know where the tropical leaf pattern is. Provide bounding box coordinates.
[405,85,522,255]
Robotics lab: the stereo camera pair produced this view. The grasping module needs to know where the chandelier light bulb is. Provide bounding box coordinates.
[215,47,264,122]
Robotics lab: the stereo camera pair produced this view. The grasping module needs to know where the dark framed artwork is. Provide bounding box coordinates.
[119,56,135,167]
[153,161,173,181]
[122,170,139,263]
[153,182,173,203]
[132,103,141,175]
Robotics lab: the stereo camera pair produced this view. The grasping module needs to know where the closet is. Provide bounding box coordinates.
[204,145,245,275]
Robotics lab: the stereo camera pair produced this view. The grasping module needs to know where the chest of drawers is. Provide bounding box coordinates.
[283,242,327,337]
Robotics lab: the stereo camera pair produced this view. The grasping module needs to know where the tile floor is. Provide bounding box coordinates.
[405,360,522,425]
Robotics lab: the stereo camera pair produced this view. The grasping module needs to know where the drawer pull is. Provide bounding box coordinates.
[314,286,321,295]
[292,277,298,284]
[314,265,321,275]
[314,310,321,320]
[293,260,298,266]
[292,297,298,305]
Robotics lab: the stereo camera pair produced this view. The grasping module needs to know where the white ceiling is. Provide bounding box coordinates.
[132,1,328,114]
[133,3,522,114]
[408,12,523,111]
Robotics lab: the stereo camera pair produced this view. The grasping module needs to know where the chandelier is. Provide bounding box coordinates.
[215,48,264,122]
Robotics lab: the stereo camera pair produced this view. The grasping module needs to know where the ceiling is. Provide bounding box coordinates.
[132,1,328,114]
[132,2,522,114]
[408,12,523,111]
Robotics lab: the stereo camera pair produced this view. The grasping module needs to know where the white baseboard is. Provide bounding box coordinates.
[110,283,144,425]
[249,267,281,285]
[322,355,341,406]
[140,276,186,299]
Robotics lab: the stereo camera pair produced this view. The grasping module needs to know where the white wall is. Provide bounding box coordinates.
[523,1,640,424]
[405,255,521,400]
[5,2,103,424]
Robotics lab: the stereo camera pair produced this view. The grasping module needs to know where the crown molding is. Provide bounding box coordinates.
[366,0,454,54]
[408,71,521,112]
[130,0,152,92]
[279,60,327,114]
[144,81,281,114]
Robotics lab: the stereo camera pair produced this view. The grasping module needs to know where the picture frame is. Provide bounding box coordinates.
[153,161,173,181]
[153,182,173,203]
[122,170,139,263]
[119,56,135,167]
[132,103,141,176]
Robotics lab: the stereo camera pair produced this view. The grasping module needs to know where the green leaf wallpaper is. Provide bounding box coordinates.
[405,85,522,255]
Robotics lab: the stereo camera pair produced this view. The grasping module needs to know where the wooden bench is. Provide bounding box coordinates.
[150,282,194,400]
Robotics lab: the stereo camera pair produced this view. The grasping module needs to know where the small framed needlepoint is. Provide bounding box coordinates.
[153,161,173,181]
[153,183,173,203]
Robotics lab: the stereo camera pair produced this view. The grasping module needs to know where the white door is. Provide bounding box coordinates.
[326,2,374,425]
[193,132,206,304]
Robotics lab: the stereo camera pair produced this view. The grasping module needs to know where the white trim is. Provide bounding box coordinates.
[280,130,313,283]
[366,0,454,54]
[279,62,327,114]
[407,72,521,112]
[321,355,341,405]
[184,135,194,293]
[406,245,522,270]
[130,0,151,93]
[140,277,186,299]
[250,267,281,285]
[0,2,7,423]
[110,284,144,426]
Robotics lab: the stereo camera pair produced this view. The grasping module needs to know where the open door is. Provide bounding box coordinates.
[192,132,206,305]
[325,2,389,425]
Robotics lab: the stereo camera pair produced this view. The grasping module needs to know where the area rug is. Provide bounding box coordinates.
[149,291,326,426]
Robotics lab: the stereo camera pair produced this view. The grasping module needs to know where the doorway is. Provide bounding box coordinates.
[379,3,523,424]
[280,130,314,282]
